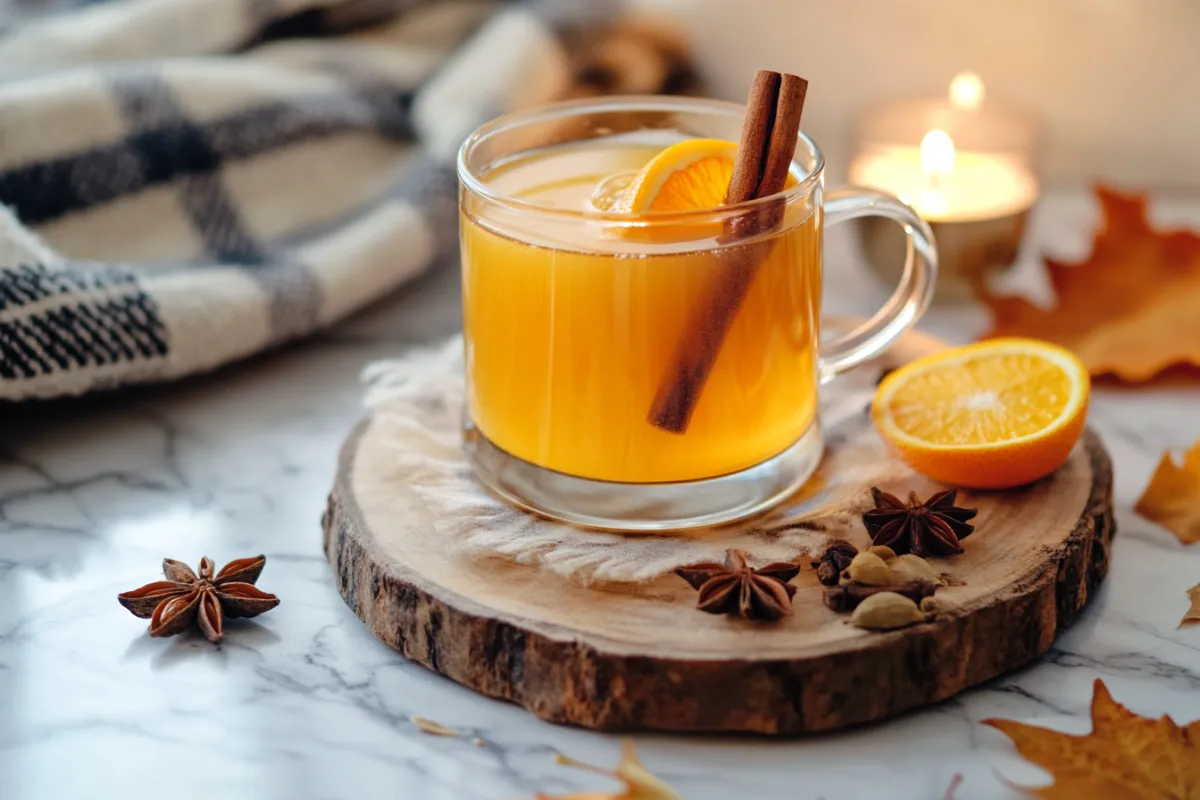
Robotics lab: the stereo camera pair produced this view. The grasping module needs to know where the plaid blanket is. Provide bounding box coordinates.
[0,0,697,402]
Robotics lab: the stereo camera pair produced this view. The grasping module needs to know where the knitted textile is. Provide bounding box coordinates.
[0,0,696,400]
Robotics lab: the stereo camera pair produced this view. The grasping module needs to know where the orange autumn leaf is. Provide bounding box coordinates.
[976,185,1200,382]
[1183,584,1200,628]
[535,740,682,800]
[1135,439,1200,544]
[984,678,1200,798]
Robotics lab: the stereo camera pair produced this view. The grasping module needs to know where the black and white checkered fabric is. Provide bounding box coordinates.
[0,0,617,401]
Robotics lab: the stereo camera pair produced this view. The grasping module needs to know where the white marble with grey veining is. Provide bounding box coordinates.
[2,187,1200,800]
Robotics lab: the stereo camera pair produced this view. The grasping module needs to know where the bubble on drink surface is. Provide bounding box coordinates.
[587,171,636,212]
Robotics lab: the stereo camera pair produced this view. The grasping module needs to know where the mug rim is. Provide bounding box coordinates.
[456,94,825,223]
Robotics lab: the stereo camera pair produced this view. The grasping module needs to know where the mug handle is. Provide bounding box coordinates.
[817,187,939,382]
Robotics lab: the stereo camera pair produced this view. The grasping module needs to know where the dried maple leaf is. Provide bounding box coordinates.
[976,185,1200,382]
[535,740,682,800]
[1135,439,1200,544]
[983,678,1200,798]
[1183,584,1200,628]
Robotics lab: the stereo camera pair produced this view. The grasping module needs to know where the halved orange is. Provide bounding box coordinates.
[871,338,1090,489]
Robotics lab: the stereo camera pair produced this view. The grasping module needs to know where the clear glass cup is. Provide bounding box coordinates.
[457,95,937,532]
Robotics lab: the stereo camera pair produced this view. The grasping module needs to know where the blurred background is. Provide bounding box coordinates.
[634,0,1200,191]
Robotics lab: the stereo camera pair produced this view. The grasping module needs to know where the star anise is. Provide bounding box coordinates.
[675,549,800,621]
[862,488,978,557]
[118,555,280,643]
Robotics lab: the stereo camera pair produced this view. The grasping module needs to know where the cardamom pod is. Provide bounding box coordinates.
[823,579,936,612]
[887,554,946,587]
[843,551,893,586]
[850,591,932,630]
[867,545,897,561]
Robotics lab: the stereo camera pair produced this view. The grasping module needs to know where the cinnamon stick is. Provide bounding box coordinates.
[648,70,808,433]
[726,71,780,206]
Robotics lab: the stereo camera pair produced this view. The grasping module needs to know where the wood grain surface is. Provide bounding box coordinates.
[322,327,1114,735]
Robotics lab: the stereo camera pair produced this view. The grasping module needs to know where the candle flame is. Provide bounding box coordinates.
[920,129,956,177]
[949,71,985,110]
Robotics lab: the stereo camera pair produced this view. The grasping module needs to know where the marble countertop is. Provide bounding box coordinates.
[3,187,1199,800]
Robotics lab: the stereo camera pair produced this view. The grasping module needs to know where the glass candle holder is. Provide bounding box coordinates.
[848,73,1041,302]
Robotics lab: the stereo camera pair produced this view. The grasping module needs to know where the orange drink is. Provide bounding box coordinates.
[462,141,820,484]
[457,96,937,531]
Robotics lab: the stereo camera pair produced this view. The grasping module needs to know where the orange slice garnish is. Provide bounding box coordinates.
[617,138,739,213]
[871,338,1090,489]
[604,138,798,242]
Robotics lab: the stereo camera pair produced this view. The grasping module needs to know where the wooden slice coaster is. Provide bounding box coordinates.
[323,327,1114,735]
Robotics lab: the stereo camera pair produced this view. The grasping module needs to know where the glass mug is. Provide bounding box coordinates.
[457,96,936,531]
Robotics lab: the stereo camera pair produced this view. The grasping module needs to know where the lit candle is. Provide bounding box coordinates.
[848,130,1038,223]
[848,73,1041,300]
